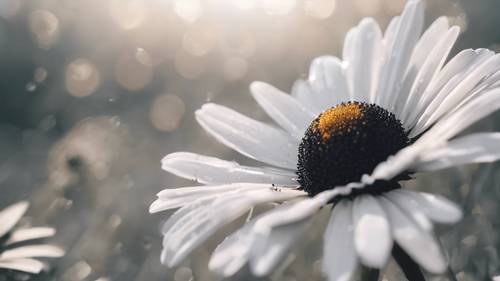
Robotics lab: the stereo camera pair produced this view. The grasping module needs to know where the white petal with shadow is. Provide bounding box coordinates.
[251,81,315,139]
[376,0,424,111]
[400,26,460,129]
[162,152,297,185]
[368,144,424,183]
[309,56,350,108]
[379,197,446,274]
[249,203,313,276]
[417,87,500,144]
[196,103,298,169]
[384,192,433,232]
[407,48,487,137]
[160,187,305,267]
[209,199,313,277]
[251,188,342,231]
[412,53,500,138]
[208,219,257,277]
[292,56,350,114]
[416,133,500,171]
[323,200,357,281]
[352,195,392,268]
[291,79,323,115]
[151,183,299,213]
[394,16,448,119]
[407,17,449,73]
[344,18,382,103]
[390,189,462,224]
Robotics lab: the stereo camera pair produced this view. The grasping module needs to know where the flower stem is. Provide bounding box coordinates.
[392,243,426,281]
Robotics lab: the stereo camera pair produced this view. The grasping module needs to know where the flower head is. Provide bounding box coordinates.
[0,201,64,275]
[150,0,500,279]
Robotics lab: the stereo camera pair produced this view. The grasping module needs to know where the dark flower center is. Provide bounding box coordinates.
[297,102,410,197]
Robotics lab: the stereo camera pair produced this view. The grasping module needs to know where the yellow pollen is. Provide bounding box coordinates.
[315,103,363,141]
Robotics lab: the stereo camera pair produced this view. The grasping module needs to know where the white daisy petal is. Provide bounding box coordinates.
[309,56,350,110]
[0,201,29,238]
[161,152,297,185]
[407,49,488,137]
[376,0,424,111]
[412,49,494,133]
[342,26,357,79]
[425,54,500,125]
[250,81,315,139]
[368,144,423,183]
[209,200,313,277]
[0,258,45,274]
[352,195,392,268]
[291,58,346,115]
[383,16,399,43]
[160,196,252,266]
[418,87,500,144]
[413,54,500,138]
[429,49,492,97]
[400,26,460,128]
[407,17,449,74]
[384,192,433,232]
[394,16,449,118]
[253,189,342,231]
[209,219,256,277]
[0,245,64,260]
[344,18,382,103]
[379,197,446,274]
[391,189,462,224]
[486,70,500,89]
[291,79,322,115]
[195,103,299,169]
[249,204,313,276]
[415,133,500,171]
[6,227,56,245]
[456,69,500,110]
[151,184,281,213]
[160,187,305,267]
[250,220,312,276]
[158,185,295,231]
[323,200,357,281]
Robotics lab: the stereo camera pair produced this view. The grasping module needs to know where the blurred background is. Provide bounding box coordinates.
[0,0,500,280]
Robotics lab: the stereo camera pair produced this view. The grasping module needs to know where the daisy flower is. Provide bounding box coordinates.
[150,0,500,279]
[0,201,64,275]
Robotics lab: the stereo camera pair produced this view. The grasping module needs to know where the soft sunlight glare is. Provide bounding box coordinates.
[149,94,186,132]
[353,0,381,15]
[232,0,257,11]
[34,67,48,83]
[182,24,217,57]
[115,51,153,91]
[174,51,207,80]
[223,57,248,81]
[173,0,203,23]
[261,0,297,15]
[29,10,59,49]
[108,0,147,30]
[304,0,336,19]
[66,59,100,98]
